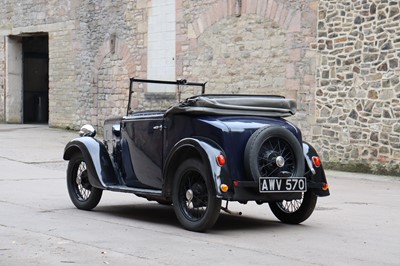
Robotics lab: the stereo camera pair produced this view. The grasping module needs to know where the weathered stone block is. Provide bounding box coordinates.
[363,53,379,62]
[354,16,363,24]
[367,90,379,99]
[379,146,390,154]
[322,129,335,137]
[382,79,391,88]
[389,58,398,68]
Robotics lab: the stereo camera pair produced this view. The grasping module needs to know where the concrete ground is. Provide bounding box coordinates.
[0,124,399,265]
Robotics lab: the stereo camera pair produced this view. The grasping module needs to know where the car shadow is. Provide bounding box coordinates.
[94,202,289,232]
[213,213,282,231]
[95,203,178,227]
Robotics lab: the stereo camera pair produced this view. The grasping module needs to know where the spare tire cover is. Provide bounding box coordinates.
[244,126,304,181]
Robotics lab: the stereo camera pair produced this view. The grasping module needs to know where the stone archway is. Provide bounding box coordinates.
[177,0,306,97]
[187,15,289,97]
[181,0,308,98]
[95,55,130,128]
[187,0,302,39]
[177,0,318,135]
[91,37,136,128]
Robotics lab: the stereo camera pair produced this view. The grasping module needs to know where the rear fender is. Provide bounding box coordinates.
[164,138,232,199]
[303,142,330,196]
[63,137,119,189]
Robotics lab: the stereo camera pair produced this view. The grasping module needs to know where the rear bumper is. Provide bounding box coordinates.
[222,179,328,202]
[224,181,302,202]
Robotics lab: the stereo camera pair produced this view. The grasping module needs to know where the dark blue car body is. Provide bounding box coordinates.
[64,78,329,232]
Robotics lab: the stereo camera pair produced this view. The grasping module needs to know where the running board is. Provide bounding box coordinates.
[107,185,162,196]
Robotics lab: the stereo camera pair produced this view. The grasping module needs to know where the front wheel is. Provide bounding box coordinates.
[67,153,103,210]
[172,159,221,232]
[269,191,317,224]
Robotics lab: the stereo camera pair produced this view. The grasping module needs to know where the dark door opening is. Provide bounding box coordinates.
[23,35,49,124]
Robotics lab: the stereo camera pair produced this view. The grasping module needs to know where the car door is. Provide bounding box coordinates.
[121,112,164,189]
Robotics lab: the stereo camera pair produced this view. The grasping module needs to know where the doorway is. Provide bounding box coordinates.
[22,35,49,123]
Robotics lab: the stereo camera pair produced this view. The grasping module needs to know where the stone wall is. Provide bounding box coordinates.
[0,0,317,131]
[0,38,4,120]
[177,0,319,136]
[73,0,145,129]
[0,0,78,126]
[4,0,399,173]
[315,0,400,174]
[57,0,319,133]
[48,28,80,128]
[0,0,149,129]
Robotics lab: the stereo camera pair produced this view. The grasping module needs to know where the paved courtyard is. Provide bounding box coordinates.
[0,124,399,265]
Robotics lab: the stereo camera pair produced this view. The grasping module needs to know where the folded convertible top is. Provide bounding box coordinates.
[166,94,296,117]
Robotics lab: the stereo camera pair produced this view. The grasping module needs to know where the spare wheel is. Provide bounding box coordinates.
[244,126,304,181]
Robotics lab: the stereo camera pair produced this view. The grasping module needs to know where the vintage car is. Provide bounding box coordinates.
[63,78,330,232]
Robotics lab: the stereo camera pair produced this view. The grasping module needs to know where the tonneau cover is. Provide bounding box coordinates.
[166,94,296,117]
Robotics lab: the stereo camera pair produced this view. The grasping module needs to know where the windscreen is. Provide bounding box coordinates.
[127,79,206,115]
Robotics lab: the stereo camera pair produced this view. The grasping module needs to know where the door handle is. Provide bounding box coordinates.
[153,125,163,131]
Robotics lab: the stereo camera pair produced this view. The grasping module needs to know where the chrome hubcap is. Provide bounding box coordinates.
[186,189,194,206]
[276,156,285,168]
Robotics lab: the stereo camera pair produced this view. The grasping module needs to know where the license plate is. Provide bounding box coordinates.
[259,177,307,193]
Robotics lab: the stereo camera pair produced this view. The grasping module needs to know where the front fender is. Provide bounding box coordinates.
[303,141,330,197]
[63,137,118,189]
[164,137,232,199]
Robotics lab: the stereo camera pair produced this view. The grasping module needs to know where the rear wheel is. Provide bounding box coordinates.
[269,191,317,224]
[67,153,103,210]
[172,159,221,232]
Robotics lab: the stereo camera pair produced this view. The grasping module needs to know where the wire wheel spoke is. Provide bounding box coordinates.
[75,161,91,201]
[277,193,304,213]
[257,137,295,177]
[180,172,208,222]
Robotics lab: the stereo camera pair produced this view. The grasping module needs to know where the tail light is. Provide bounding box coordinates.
[220,184,229,192]
[216,154,226,166]
[312,156,321,168]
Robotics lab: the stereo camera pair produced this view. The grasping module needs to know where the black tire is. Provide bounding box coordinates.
[172,159,221,232]
[244,126,304,180]
[269,191,317,224]
[67,153,103,210]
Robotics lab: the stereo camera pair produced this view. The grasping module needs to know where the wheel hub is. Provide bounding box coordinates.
[276,156,285,168]
[186,189,194,202]
[80,170,91,190]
